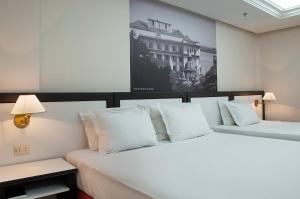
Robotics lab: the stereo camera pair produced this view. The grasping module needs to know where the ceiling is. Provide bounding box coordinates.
[159,0,300,33]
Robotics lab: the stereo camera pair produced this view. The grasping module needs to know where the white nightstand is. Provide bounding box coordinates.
[0,158,77,199]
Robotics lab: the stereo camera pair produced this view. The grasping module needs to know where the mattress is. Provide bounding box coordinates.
[214,121,300,141]
[66,133,300,199]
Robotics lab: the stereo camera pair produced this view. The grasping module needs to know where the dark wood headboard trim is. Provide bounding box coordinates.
[0,90,265,119]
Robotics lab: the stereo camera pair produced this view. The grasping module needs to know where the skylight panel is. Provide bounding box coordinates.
[244,0,300,19]
[268,0,300,10]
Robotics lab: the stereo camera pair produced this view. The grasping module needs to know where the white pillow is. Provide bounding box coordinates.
[79,107,143,150]
[78,112,98,151]
[226,102,261,127]
[91,106,158,154]
[138,104,169,141]
[159,104,211,142]
[218,101,235,125]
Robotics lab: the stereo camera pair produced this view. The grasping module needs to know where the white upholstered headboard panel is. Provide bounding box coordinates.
[120,98,183,107]
[190,97,229,127]
[0,101,106,166]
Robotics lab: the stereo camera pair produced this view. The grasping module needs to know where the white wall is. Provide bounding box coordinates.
[40,0,130,92]
[0,0,40,92]
[216,22,261,91]
[260,26,300,121]
[0,0,261,93]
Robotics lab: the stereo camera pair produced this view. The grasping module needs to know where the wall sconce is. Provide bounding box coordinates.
[10,95,46,128]
[254,92,276,107]
[263,92,277,102]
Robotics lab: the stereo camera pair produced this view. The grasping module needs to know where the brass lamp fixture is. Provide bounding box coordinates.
[10,95,46,128]
[254,92,276,107]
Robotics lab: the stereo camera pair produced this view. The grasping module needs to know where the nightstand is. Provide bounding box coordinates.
[0,158,77,199]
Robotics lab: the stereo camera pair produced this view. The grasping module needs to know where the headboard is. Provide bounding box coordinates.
[0,91,264,166]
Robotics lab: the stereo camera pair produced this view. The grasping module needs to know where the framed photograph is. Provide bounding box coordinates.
[130,0,217,92]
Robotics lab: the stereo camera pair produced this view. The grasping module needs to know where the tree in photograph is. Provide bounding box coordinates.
[200,56,217,92]
[130,31,171,91]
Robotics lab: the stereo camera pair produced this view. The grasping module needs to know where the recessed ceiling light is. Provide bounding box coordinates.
[244,0,300,19]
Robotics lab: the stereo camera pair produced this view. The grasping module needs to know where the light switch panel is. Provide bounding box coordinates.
[14,144,31,156]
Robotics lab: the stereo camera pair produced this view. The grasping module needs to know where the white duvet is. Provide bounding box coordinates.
[214,121,300,141]
[66,133,300,199]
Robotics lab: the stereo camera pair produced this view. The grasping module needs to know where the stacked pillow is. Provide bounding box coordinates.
[79,103,212,153]
[159,104,212,142]
[218,101,235,126]
[138,104,169,141]
[79,111,99,151]
[218,101,261,127]
[79,106,157,154]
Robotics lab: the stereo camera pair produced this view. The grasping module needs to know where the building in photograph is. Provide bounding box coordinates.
[130,18,216,79]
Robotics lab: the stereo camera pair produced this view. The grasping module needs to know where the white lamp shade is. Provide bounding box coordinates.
[263,92,276,101]
[11,95,46,115]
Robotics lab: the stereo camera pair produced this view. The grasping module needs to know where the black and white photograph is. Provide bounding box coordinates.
[130,0,217,92]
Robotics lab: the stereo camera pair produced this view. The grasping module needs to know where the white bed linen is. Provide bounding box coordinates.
[66,133,300,199]
[214,121,300,141]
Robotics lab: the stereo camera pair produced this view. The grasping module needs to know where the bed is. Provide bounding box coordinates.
[4,90,293,199]
[214,120,300,141]
[66,132,300,199]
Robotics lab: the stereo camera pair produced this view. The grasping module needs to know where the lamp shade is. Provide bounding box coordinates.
[263,92,276,101]
[11,95,46,115]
